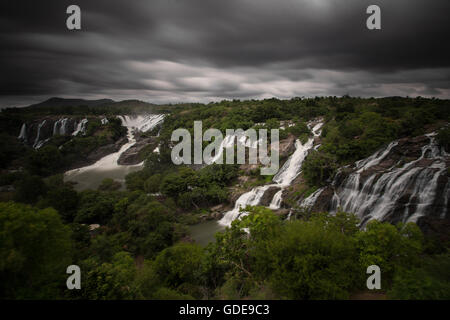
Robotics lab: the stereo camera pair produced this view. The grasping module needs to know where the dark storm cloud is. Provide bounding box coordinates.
[0,0,449,107]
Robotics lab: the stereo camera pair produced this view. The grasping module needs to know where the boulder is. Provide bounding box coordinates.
[87,136,127,162]
[118,137,157,165]
[238,176,250,184]
[211,212,224,220]
[259,186,282,206]
[279,134,296,158]
[274,209,290,218]
[211,204,225,212]
[309,186,334,212]
[239,163,259,175]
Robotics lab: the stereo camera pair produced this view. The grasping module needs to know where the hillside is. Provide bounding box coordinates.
[0,96,449,300]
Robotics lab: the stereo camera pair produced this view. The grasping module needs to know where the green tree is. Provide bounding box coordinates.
[356,221,423,284]
[26,145,64,176]
[388,253,450,300]
[437,126,450,152]
[144,174,162,193]
[40,175,79,222]
[13,174,47,204]
[160,167,196,197]
[302,151,338,187]
[154,243,204,291]
[98,178,122,192]
[0,202,72,299]
[266,219,361,299]
[81,252,137,299]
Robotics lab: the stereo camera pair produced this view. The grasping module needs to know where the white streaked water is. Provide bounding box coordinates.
[355,141,398,173]
[33,120,46,148]
[300,133,449,224]
[273,139,314,186]
[300,187,324,210]
[269,190,283,209]
[118,114,165,132]
[53,118,70,136]
[219,120,323,226]
[65,114,164,191]
[219,184,278,226]
[18,123,27,141]
[72,119,88,136]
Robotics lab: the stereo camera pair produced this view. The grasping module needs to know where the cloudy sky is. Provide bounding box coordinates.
[1,0,449,107]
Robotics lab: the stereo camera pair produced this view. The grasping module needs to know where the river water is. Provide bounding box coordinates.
[64,114,164,191]
[188,221,226,246]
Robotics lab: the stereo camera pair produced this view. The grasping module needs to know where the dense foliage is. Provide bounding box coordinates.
[0,96,449,300]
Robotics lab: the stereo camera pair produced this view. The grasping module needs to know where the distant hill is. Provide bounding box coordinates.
[1,97,172,116]
[28,97,115,108]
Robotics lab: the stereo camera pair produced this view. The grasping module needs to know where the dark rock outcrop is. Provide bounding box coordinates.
[308,186,334,212]
[259,186,282,206]
[416,216,450,243]
[118,136,158,165]
[279,134,296,158]
[87,137,128,162]
[274,209,290,218]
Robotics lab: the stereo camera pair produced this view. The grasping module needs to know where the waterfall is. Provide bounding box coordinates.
[65,114,165,190]
[269,190,283,209]
[219,184,277,226]
[300,188,324,210]
[53,120,59,135]
[355,141,398,173]
[72,119,88,136]
[60,118,69,135]
[273,122,322,187]
[219,120,323,226]
[18,123,27,142]
[33,120,46,149]
[118,114,165,132]
[300,132,449,225]
[53,118,69,136]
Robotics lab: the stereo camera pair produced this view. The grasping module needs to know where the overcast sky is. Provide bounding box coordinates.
[1,0,449,107]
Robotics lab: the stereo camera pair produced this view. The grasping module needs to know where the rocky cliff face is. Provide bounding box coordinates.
[300,131,449,227]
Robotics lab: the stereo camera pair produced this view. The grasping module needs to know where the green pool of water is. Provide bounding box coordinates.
[188,221,226,246]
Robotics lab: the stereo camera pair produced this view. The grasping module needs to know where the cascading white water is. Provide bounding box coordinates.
[65,114,165,190]
[355,141,398,173]
[72,119,88,136]
[53,118,70,136]
[60,118,69,135]
[269,190,283,209]
[219,120,323,226]
[118,114,165,132]
[33,120,46,148]
[53,120,59,135]
[18,123,27,142]
[300,188,324,209]
[268,121,323,206]
[273,139,313,186]
[219,184,278,226]
[300,132,449,224]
